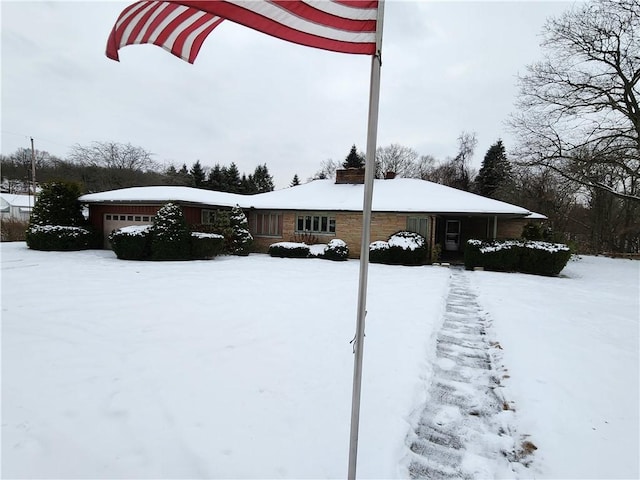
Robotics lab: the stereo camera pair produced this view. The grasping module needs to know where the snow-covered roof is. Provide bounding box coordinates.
[0,193,36,208]
[79,179,533,216]
[79,186,246,208]
[248,179,531,216]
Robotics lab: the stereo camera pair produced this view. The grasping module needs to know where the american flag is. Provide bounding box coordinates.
[107,0,379,63]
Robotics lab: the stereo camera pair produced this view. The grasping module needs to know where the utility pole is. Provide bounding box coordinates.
[30,137,37,211]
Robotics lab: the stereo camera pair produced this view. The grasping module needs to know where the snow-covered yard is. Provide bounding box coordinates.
[1,242,638,479]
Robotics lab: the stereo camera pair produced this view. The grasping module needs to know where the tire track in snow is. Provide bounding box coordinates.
[404,267,535,479]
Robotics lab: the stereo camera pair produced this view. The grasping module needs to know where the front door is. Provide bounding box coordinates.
[445,220,461,251]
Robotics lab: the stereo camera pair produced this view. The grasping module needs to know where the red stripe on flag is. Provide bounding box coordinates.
[106,1,224,63]
[270,1,377,32]
[176,0,378,55]
[107,0,379,63]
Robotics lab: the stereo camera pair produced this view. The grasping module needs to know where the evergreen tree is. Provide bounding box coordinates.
[474,140,512,198]
[207,164,225,191]
[343,144,365,169]
[228,204,253,255]
[225,163,241,193]
[178,163,192,185]
[29,181,85,227]
[150,202,191,260]
[291,174,301,186]
[240,173,257,194]
[190,160,206,188]
[252,164,275,193]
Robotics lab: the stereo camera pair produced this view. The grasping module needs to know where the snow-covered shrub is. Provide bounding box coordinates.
[370,232,428,265]
[190,232,225,259]
[268,242,310,258]
[369,240,390,264]
[465,239,571,276]
[109,225,152,260]
[464,239,520,272]
[386,231,428,265]
[322,239,349,261]
[25,225,93,251]
[26,181,96,251]
[519,241,572,276]
[228,205,253,256]
[150,203,191,261]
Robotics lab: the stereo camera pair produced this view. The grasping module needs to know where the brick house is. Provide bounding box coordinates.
[80,170,544,257]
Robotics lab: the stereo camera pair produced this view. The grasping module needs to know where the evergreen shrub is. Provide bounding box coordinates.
[322,239,349,261]
[191,232,225,259]
[369,240,390,264]
[465,239,571,276]
[149,202,191,261]
[268,242,310,258]
[228,205,253,255]
[369,232,428,265]
[387,231,428,265]
[25,225,93,251]
[109,225,152,260]
[26,181,97,251]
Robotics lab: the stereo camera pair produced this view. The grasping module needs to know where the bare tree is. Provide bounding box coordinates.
[69,141,157,171]
[311,158,339,181]
[510,0,640,202]
[375,143,420,178]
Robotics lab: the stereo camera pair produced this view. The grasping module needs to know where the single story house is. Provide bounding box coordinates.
[79,170,545,257]
[0,193,36,222]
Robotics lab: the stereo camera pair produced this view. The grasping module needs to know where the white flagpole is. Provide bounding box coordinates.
[347,2,385,479]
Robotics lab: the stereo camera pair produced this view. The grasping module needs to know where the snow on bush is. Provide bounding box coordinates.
[190,231,225,259]
[388,231,426,251]
[370,231,428,265]
[109,225,152,261]
[150,203,191,261]
[465,239,572,276]
[268,242,310,258]
[228,205,253,256]
[323,239,349,261]
[26,224,93,251]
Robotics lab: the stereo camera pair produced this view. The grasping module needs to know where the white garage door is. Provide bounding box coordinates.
[103,213,155,248]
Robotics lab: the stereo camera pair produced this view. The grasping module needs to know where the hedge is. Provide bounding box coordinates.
[191,232,225,259]
[26,225,94,251]
[268,242,310,258]
[465,239,572,276]
[109,225,152,260]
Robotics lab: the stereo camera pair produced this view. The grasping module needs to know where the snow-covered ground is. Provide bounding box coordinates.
[1,243,638,479]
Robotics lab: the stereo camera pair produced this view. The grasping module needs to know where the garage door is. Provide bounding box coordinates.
[103,213,156,249]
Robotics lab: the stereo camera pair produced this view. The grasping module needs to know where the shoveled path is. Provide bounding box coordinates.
[403,267,534,479]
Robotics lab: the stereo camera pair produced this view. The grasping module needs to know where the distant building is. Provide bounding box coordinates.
[0,193,36,222]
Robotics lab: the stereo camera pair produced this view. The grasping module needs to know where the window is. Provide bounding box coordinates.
[407,217,429,239]
[201,209,216,225]
[254,212,282,236]
[295,213,336,234]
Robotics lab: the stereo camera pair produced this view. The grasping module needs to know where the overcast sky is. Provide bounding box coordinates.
[1,1,575,189]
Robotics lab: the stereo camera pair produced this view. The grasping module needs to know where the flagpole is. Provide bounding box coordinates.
[348,2,385,479]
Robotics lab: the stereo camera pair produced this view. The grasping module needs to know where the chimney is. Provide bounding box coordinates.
[384,171,396,180]
[335,168,366,184]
